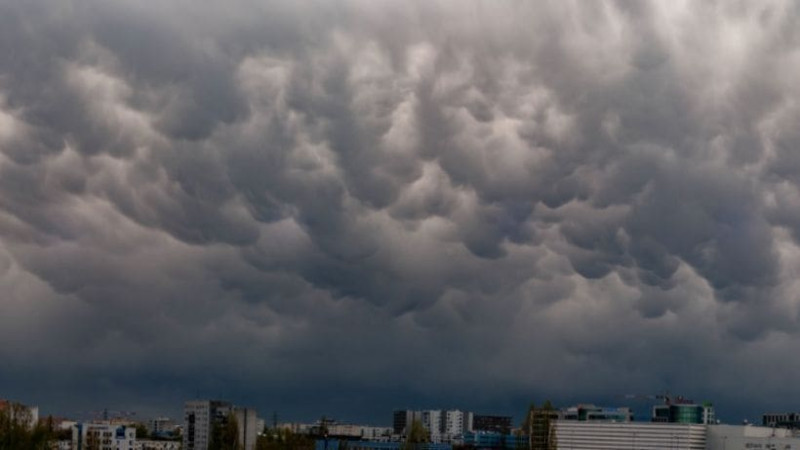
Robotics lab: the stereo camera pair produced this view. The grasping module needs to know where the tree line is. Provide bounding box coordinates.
[0,402,69,450]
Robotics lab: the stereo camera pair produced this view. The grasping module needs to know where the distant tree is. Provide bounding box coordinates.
[0,402,53,450]
[210,412,242,450]
[256,427,314,450]
[84,430,102,450]
[53,427,72,441]
[311,416,331,439]
[402,419,429,450]
[135,422,149,440]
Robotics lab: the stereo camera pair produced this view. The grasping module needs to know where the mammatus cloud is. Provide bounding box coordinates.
[2,0,800,421]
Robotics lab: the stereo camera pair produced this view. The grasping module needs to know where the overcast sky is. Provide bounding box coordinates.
[3,0,800,424]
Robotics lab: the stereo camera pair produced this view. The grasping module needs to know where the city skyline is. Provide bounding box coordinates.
[0,393,768,428]
[3,0,800,427]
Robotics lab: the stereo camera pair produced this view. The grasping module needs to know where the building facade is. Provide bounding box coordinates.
[235,407,259,450]
[552,421,707,450]
[472,415,513,434]
[462,431,527,449]
[559,404,633,422]
[393,410,415,435]
[763,412,800,429]
[442,410,473,438]
[147,417,177,437]
[706,424,800,450]
[393,409,474,443]
[72,423,137,450]
[136,440,181,450]
[183,400,233,450]
[327,423,392,440]
[651,402,714,425]
[314,440,452,450]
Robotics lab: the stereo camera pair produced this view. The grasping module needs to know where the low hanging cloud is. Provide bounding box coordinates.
[2,0,800,421]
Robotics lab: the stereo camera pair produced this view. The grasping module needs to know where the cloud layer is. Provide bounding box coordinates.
[2,0,800,422]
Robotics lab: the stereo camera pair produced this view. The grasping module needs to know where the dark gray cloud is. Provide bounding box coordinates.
[2,0,800,423]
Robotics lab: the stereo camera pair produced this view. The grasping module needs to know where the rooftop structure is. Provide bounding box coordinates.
[651,399,714,425]
[763,412,800,429]
[559,404,633,422]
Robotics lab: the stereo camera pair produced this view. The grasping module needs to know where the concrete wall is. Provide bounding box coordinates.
[706,425,800,450]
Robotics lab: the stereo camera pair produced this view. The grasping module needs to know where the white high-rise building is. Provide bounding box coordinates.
[255,418,265,435]
[421,410,442,443]
[443,409,474,438]
[183,400,233,450]
[235,407,258,450]
[393,409,474,443]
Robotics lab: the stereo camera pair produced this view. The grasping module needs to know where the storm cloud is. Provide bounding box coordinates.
[2,0,800,422]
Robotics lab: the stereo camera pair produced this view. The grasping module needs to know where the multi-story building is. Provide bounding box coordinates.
[442,410,472,438]
[312,442,452,450]
[72,422,137,450]
[559,404,633,422]
[472,415,513,434]
[652,401,714,424]
[394,409,476,443]
[553,421,707,450]
[147,417,177,437]
[762,412,800,429]
[136,440,181,450]
[256,418,265,435]
[393,410,420,436]
[421,410,442,443]
[327,423,392,440]
[183,400,233,450]
[706,424,800,450]
[235,407,259,450]
[392,410,409,435]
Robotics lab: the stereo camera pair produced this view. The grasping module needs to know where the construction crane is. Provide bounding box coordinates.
[82,408,137,422]
[619,392,697,406]
[618,392,672,404]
